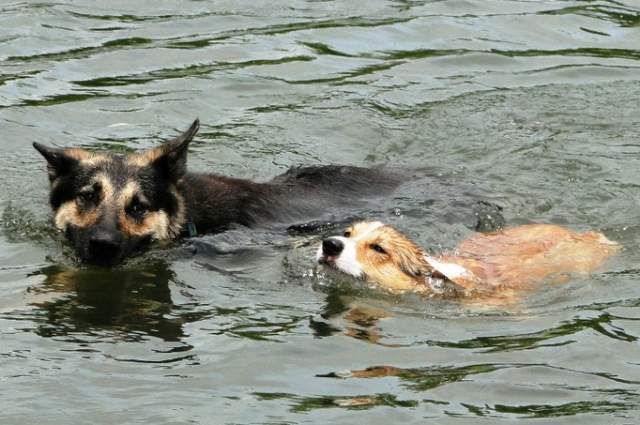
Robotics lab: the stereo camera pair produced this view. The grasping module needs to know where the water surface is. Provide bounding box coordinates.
[2,1,640,423]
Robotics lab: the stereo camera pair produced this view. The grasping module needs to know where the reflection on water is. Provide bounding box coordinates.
[253,390,419,412]
[28,261,184,341]
[429,310,639,352]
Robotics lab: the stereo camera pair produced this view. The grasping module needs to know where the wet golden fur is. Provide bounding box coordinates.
[343,222,430,291]
[323,221,619,298]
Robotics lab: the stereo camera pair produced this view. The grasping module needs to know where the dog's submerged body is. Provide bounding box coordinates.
[34,120,401,265]
[317,221,618,299]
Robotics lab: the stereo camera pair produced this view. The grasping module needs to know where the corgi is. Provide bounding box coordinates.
[317,221,618,298]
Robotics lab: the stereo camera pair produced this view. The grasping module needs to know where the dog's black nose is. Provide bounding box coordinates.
[322,238,344,256]
[88,232,121,264]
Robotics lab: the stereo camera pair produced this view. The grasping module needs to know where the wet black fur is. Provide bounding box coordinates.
[36,153,184,265]
[34,119,402,265]
[182,164,400,234]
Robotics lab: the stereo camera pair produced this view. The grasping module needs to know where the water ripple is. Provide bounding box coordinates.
[2,1,640,422]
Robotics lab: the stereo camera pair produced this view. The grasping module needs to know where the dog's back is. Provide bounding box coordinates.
[436,224,619,293]
[180,164,403,234]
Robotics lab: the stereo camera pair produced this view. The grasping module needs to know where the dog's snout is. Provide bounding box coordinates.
[322,238,344,256]
[88,232,122,264]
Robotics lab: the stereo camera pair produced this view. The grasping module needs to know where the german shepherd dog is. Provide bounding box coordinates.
[34,120,401,266]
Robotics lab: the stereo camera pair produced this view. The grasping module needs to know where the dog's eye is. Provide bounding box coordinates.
[371,244,386,254]
[343,231,351,238]
[127,201,149,218]
[78,190,97,203]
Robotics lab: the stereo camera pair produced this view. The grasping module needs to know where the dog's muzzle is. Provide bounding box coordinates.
[317,237,344,265]
[322,238,343,256]
[316,236,363,278]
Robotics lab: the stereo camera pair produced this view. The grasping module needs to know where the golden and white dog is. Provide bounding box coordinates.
[317,221,618,298]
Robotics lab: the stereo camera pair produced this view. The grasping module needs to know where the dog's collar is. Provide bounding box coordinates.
[186,221,198,237]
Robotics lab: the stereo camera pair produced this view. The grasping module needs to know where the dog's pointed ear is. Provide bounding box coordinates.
[162,118,200,155]
[148,119,199,182]
[33,142,80,182]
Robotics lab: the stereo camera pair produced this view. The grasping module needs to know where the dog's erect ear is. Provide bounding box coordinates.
[161,118,200,156]
[148,119,199,182]
[33,143,81,182]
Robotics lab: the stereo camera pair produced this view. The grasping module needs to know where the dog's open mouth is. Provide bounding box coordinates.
[317,255,337,267]
[316,255,366,284]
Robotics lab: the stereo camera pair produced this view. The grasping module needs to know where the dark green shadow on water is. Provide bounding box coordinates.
[541,4,640,28]
[474,399,637,418]
[6,37,153,63]
[27,260,185,342]
[430,311,638,353]
[72,55,316,88]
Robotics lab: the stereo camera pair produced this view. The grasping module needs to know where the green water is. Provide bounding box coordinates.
[1,1,640,423]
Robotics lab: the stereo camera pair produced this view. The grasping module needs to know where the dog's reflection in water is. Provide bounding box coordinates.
[308,288,400,346]
[27,260,185,341]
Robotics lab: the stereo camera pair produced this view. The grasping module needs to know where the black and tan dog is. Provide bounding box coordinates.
[34,119,401,266]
